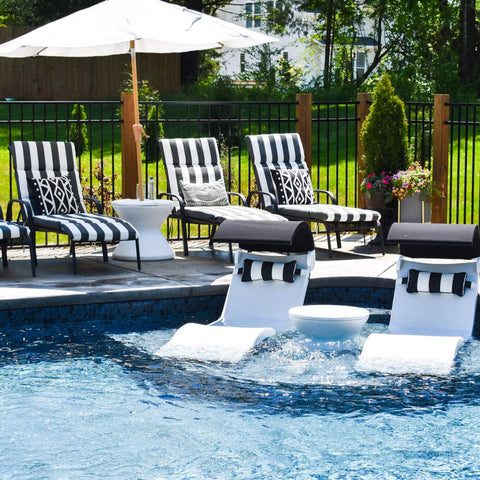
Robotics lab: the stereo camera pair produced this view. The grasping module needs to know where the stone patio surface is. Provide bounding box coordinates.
[0,234,399,311]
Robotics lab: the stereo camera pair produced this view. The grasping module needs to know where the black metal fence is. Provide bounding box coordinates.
[0,98,479,247]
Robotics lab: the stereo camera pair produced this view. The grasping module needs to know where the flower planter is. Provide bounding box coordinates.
[364,192,387,210]
[398,193,431,223]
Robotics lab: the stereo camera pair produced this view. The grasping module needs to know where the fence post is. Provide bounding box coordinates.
[121,91,139,199]
[296,93,312,169]
[432,94,449,223]
[357,92,371,208]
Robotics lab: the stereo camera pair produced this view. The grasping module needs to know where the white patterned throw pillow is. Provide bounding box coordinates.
[180,179,229,207]
[270,168,315,205]
[28,175,80,215]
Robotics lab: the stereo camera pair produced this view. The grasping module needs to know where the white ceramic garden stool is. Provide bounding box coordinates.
[112,198,174,261]
[289,304,370,339]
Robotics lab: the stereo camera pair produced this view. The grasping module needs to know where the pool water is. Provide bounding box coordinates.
[2,318,480,479]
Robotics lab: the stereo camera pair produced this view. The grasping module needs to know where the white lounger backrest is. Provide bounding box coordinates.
[389,256,480,341]
[215,249,316,332]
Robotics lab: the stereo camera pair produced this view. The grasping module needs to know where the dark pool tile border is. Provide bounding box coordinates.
[0,285,396,329]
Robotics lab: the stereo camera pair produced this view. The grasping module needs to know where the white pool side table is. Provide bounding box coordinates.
[112,199,175,261]
[289,304,370,339]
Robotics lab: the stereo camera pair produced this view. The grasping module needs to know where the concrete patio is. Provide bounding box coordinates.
[0,233,398,312]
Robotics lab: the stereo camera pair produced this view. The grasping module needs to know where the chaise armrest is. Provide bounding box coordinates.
[159,191,186,215]
[6,198,34,226]
[84,197,104,214]
[227,191,247,206]
[247,190,279,212]
[314,189,337,205]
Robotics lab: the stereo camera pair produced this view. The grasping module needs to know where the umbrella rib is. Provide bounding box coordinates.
[187,15,201,31]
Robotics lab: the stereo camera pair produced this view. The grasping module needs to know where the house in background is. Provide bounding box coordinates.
[216,1,379,84]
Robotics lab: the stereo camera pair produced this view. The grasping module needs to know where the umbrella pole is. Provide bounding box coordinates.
[130,40,145,201]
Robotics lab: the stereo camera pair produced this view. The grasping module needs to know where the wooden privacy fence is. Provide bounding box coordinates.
[0,26,181,100]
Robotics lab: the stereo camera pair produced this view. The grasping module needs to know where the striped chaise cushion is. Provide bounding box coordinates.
[32,213,138,242]
[0,221,29,240]
[159,138,225,204]
[181,205,286,224]
[10,141,87,213]
[10,141,139,242]
[246,133,306,209]
[246,133,381,222]
[275,204,380,223]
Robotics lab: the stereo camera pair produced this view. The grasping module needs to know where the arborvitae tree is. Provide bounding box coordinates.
[361,74,409,175]
[69,103,88,157]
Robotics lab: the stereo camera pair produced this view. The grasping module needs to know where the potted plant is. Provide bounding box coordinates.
[360,74,409,208]
[392,161,445,222]
[360,171,394,209]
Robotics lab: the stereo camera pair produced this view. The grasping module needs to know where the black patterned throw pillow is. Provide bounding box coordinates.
[28,175,80,215]
[270,168,315,205]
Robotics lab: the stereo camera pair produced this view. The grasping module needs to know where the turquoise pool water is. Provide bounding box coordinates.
[1,317,480,479]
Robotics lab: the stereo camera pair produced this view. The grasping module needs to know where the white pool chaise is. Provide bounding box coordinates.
[358,255,480,375]
[157,220,315,362]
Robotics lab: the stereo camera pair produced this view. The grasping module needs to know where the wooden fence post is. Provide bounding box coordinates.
[432,94,450,223]
[121,91,139,199]
[357,92,371,208]
[296,93,312,169]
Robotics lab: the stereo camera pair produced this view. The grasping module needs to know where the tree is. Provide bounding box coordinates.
[459,0,480,87]
[0,0,101,25]
[69,104,88,157]
[361,74,409,176]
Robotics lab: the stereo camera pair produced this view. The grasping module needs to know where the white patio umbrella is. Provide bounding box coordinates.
[0,0,276,199]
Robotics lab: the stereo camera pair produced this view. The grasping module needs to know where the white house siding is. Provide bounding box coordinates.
[217,2,378,83]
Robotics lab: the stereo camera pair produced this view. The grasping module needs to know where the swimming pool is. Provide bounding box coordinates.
[1,311,480,480]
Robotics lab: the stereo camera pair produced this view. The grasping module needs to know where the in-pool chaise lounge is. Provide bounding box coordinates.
[358,223,480,375]
[9,141,141,274]
[157,220,315,362]
[158,137,287,258]
[245,132,384,257]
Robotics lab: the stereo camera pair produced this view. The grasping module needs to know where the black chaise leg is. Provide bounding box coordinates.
[209,225,217,247]
[135,238,141,271]
[70,241,77,274]
[1,240,8,267]
[102,242,108,262]
[2,239,8,267]
[181,218,189,256]
[26,234,36,276]
[335,231,342,248]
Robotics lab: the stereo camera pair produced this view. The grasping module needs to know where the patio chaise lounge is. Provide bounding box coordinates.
[0,204,36,276]
[9,141,141,274]
[245,132,384,257]
[158,137,286,257]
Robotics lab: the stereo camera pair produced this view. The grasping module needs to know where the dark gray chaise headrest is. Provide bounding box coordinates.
[387,222,480,259]
[213,220,314,253]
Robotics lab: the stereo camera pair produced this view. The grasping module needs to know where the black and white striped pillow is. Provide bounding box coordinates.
[240,259,298,283]
[404,269,470,297]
